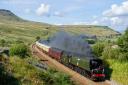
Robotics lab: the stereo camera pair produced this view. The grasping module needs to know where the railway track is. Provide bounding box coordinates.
[31,44,111,85]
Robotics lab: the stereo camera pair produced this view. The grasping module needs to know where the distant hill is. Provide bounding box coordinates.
[0,9,121,44]
[0,9,23,21]
[59,25,121,37]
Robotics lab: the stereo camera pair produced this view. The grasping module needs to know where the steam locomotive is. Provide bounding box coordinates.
[35,41,105,81]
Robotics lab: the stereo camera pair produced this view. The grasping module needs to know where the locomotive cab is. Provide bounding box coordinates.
[90,59,105,80]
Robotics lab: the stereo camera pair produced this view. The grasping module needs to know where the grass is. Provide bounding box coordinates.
[0,21,58,44]
[60,25,120,37]
[0,55,74,85]
[9,57,44,85]
[107,59,128,85]
[0,20,120,47]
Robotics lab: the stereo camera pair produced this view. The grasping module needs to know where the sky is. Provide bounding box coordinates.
[0,0,128,32]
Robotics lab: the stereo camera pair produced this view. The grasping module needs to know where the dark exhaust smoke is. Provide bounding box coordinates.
[48,31,93,58]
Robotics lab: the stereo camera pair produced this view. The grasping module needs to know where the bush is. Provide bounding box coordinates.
[39,69,73,85]
[117,28,128,52]
[10,43,28,58]
[118,53,128,61]
[102,46,120,59]
[0,39,6,47]
[0,56,20,85]
[116,28,128,61]
[9,57,44,85]
[36,36,40,41]
[92,42,105,57]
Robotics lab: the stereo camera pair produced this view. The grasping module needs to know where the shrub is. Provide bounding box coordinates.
[0,56,20,85]
[10,43,28,58]
[36,36,40,41]
[9,57,44,85]
[0,39,6,47]
[102,46,120,59]
[116,28,128,61]
[117,28,128,52]
[39,69,73,85]
[92,42,105,57]
[118,53,128,61]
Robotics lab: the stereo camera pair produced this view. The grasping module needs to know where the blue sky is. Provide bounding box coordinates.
[0,0,128,32]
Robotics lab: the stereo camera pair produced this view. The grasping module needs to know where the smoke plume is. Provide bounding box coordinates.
[48,31,93,58]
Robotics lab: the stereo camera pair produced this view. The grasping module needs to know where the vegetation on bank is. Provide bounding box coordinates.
[0,42,74,85]
[10,56,74,85]
[10,44,28,58]
[0,55,74,85]
[93,28,128,61]
[107,60,128,85]
[92,28,128,85]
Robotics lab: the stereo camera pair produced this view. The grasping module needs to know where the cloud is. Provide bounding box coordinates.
[96,16,128,31]
[94,1,128,32]
[99,16,122,25]
[103,1,128,17]
[36,4,65,17]
[110,17,122,25]
[36,3,50,16]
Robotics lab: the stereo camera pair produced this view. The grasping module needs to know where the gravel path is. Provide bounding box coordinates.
[32,44,110,85]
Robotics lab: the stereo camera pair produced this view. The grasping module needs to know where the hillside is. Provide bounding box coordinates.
[0,9,121,44]
[0,9,23,22]
[60,25,120,37]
